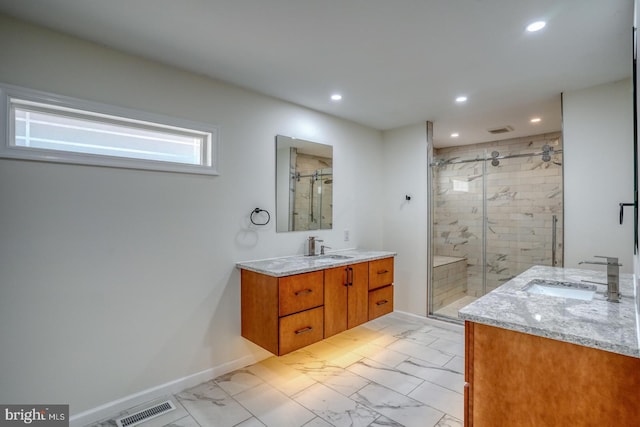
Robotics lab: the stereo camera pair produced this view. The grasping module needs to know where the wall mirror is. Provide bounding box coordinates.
[276,135,333,232]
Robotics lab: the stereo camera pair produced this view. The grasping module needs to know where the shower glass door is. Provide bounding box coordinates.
[429,133,563,320]
[431,154,485,318]
[484,147,564,293]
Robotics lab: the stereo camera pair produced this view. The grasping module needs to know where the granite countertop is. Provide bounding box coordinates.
[236,250,397,277]
[458,265,640,358]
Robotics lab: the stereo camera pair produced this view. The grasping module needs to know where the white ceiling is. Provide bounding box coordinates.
[0,0,632,147]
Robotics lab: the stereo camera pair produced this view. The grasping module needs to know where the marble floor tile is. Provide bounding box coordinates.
[352,383,445,427]
[302,417,334,427]
[234,417,266,427]
[160,415,200,427]
[233,382,316,427]
[294,383,380,427]
[399,328,440,346]
[347,358,424,395]
[385,339,455,367]
[215,368,265,396]
[369,415,404,426]
[246,356,317,396]
[427,337,465,358]
[435,414,464,427]
[307,367,370,397]
[408,380,464,420]
[176,381,252,427]
[396,358,464,393]
[87,314,468,427]
[443,355,465,374]
[349,342,409,368]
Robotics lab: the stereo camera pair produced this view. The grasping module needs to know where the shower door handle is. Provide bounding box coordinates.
[619,202,634,225]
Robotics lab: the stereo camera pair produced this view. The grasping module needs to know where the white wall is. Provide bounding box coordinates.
[563,79,635,272]
[381,123,429,316]
[0,15,385,417]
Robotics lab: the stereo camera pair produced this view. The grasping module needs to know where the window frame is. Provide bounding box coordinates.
[0,83,220,175]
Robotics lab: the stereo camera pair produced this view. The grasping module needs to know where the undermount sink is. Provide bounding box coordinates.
[524,279,596,301]
[314,254,353,260]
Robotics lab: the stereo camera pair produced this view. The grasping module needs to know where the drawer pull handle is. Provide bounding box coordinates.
[294,326,313,335]
[377,270,389,274]
[294,289,313,296]
[376,299,389,306]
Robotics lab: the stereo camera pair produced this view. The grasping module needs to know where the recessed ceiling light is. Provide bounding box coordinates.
[530,117,542,123]
[331,94,342,101]
[455,96,467,103]
[451,133,459,138]
[526,21,546,32]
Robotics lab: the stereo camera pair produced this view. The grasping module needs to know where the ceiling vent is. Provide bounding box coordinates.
[116,400,176,427]
[487,126,514,134]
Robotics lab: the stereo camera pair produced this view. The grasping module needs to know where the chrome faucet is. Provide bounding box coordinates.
[579,256,622,303]
[307,236,322,256]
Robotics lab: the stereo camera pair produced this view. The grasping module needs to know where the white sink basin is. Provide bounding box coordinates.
[524,279,596,301]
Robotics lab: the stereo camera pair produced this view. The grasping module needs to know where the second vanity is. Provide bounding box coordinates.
[237,250,396,355]
[459,265,640,426]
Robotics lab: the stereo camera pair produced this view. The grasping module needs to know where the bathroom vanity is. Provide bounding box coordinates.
[237,250,395,355]
[459,266,640,426]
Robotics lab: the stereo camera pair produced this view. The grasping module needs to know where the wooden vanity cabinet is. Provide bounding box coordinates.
[241,256,395,355]
[324,262,369,338]
[465,321,640,427]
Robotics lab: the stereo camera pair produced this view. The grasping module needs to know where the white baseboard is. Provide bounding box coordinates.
[69,353,266,427]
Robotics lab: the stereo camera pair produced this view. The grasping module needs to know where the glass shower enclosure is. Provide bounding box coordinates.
[428,133,564,320]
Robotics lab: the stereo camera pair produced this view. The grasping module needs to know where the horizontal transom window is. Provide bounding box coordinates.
[0,84,219,175]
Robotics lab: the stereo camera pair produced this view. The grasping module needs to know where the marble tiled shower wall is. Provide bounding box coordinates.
[433,132,563,297]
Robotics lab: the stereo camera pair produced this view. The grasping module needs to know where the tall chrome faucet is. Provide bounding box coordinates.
[307,236,322,256]
[579,256,622,303]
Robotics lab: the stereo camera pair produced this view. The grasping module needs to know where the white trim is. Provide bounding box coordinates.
[0,82,220,176]
[68,353,265,427]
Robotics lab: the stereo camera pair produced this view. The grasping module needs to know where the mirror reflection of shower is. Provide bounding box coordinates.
[292,167,333,230]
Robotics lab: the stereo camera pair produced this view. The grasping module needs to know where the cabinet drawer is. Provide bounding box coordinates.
[368,257,394,290]
[368,285,394,320]
[279,270,324,317]
[279,306,324,355]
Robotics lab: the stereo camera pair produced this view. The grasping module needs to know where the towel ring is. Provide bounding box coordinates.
[250,208,271,226]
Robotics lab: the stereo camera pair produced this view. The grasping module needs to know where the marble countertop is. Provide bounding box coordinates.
[236,250,396,277]
[458,265,640,358]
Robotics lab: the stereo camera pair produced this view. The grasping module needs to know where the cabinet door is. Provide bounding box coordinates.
[348,262,369,329]
[279,270,324,317]
[368,285,394,320]
[369,257,394,290]
[279,306,324,355]
[324,265,349,338]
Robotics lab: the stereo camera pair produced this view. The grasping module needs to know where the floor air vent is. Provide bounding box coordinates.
[116,400,176,427]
